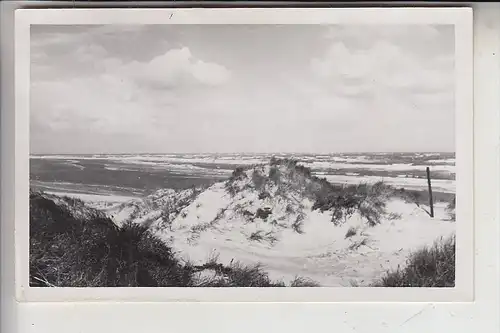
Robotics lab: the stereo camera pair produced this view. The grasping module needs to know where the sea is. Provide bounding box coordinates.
[29,152,456,199]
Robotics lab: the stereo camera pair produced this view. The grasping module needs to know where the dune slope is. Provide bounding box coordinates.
[108,159,455,286]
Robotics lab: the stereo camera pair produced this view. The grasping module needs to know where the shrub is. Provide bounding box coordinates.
[61,195,85,207]
[230,167,247,181]
[226,167,249,196]
[268,166,281,184]
[270,157,296,167]
[213,207,228,223]
[30,190,198,288]
[227,159,395,228]
[269,156,280,166]
[258,191,271,200]
[348,238,368,250]
[294,164,312,178]
[194,261,286,287]
[349,280,360,287]
[395,188,422,206]
[345,226,357,239]
[291,213,305,234]
[289,276,320,287]
[372,235,455,287]
[225,182,239,197]
[248,230,263,241]
[255,207,273,220]
[215,262,281,287]
[358,198,387,227]
[194,262,321,287]
[30,192,296,288]
[240,209,255,222]
[285,204,295,214]
[248,230,278,245]
[252,170,267,191]
[312,181,393,227]
[158,201,176,230]
[387,212,402,221]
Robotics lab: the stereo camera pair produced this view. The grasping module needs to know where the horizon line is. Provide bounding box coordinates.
[29,151,456,156]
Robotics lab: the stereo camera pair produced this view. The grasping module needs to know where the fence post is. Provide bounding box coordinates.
[426,166,434,218]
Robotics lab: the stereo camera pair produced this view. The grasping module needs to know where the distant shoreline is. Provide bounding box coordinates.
[30,153,456,203]
[30,152,456,157]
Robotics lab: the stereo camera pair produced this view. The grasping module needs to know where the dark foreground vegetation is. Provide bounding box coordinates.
[29,191,318,287]
[372,235,456,287]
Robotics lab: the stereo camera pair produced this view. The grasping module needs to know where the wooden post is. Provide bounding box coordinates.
[426,166,434,218]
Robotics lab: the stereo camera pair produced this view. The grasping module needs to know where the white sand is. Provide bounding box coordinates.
[154,186,455,287]
[107,164,455,287]
[45,191,141,217]
[46,191,136,203]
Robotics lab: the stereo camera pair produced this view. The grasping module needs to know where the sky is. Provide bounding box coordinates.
[30,24,455,154]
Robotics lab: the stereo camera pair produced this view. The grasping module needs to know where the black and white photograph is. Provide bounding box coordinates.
[27,20,463,290]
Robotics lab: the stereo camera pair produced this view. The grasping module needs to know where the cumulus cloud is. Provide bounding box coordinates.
[126,47,231,89]
[31,36,232,152]
[30,24,456,154]
[305,24,455,152]
[311,39,454,95]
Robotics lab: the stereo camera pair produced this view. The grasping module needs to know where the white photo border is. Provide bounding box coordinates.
[14,7,474,303]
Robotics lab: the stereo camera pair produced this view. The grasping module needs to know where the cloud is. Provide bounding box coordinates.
[310,40,454,95]
[126,47,231,89]
[30,25,455,154]
[303,26,455,153]
[32,25,232,87]
[31,41,232,146]
[323,25,454,58]
[31,75,153,136]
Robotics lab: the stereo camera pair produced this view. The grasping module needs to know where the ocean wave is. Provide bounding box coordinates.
[324,174,455,193]
[300,161,455,173]
[426,159,456,165]
[32,153,456,176]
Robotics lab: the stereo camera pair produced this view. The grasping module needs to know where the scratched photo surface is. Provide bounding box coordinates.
[29,24,456,288]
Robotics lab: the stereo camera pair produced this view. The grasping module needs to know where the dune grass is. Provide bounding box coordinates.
[192,259,286,287]
[372,235,456,287]
[30,191,192,287]
[30,191,318,287]
[226,157,456,228]
[226,158,400,227]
